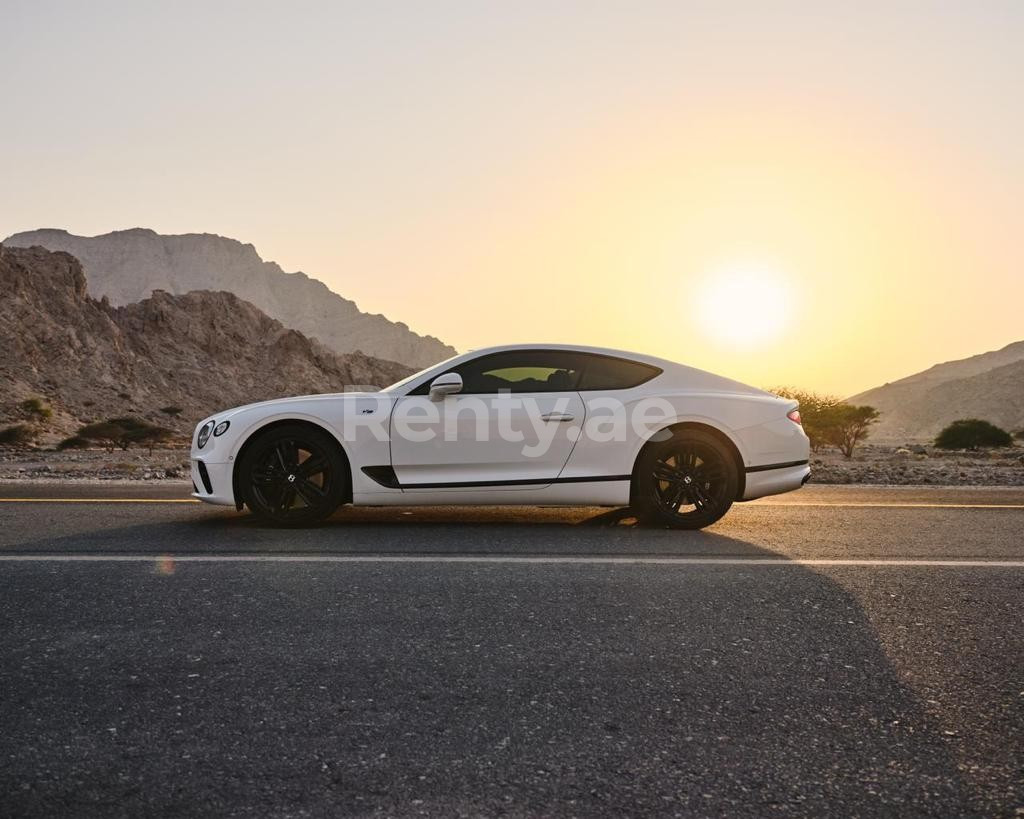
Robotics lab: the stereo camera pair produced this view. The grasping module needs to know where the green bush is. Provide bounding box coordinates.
[0,424,34,446]
[57,436,90,450]
[935,419,1013,450]
[20,396,53,421]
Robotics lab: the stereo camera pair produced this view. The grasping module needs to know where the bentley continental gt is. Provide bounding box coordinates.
[191,344,810,528]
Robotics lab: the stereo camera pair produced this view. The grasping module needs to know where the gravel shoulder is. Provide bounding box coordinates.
[3,442,1024,486]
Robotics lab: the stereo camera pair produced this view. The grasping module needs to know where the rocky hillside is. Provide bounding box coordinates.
[849,341,1024,441]
[4,228,456,368]
[0,244,412,438]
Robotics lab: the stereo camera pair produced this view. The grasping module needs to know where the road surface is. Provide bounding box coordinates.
[0,483,1021,816]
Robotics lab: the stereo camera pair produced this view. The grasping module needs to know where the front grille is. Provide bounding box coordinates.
[196,460,213,494]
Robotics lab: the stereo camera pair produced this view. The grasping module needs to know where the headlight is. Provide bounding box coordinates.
[213,420,230,437]
[197,421,214,449]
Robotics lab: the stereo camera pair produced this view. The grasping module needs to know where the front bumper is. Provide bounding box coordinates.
[190,458,236,507]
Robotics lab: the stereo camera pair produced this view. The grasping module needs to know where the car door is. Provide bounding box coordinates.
[390,350,586,488]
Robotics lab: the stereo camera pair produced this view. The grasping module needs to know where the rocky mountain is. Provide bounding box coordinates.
[0,244,412,437]
[849,341,1024,441]
[3,228,456,368]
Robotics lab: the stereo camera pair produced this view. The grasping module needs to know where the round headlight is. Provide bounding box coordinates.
[197,421,214,449]
[213,420,230,437]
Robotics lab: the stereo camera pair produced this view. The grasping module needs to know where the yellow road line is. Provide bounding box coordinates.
[0,498,199,503]
[752,501,1024,509]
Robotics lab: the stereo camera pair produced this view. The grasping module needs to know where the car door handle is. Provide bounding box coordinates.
[540,413,575,422]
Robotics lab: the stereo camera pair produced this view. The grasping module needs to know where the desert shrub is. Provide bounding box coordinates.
[20,396,53,421]
[0,424,34,446]
[160,406,184,417]
[78,417,175,453]
[935,419,1013,450]
[57,435,90,450]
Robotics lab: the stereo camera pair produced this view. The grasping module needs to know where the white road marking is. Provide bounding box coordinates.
[0,554,1022,567]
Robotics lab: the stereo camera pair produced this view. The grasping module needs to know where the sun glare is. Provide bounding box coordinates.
[695,266,793,348]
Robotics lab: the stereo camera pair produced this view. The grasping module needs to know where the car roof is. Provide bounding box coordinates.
[461,343,675,369]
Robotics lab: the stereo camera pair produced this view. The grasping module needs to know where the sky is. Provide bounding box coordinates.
[2,0,1022,396]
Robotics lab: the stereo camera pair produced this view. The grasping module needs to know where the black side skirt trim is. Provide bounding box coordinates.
[361,466,630,490]
[745,459,809,474]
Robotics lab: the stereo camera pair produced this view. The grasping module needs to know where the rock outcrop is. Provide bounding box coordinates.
[4,228,456,368]
[0,244,412,435]
[849,341,1024,441]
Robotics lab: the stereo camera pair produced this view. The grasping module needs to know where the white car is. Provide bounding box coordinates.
[191,344,810,528]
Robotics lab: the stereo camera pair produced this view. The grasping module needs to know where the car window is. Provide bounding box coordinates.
[577,354,661,390]
[409,350,583,394]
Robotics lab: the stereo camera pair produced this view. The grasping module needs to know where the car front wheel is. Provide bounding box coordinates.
[238,424,347,526]
[633,429,738,529]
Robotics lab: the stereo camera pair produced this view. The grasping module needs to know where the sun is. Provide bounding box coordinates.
[694,266,793,348]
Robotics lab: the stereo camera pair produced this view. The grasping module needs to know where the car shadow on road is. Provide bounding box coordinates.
[1,521,991,816]
[1,506,1005,815]
[8,505,781,558]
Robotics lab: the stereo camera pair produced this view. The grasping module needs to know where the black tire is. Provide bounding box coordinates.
[632,428,738,529]
[238,424,347,526]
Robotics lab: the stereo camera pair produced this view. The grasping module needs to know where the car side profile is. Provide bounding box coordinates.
[191,344,810,528]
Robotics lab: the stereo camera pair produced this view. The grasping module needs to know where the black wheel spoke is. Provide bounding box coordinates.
[297,454,328,479]
[294,478,327,506]
[275,486,296,513]
[653,461,681,483]
[253,467,280,486]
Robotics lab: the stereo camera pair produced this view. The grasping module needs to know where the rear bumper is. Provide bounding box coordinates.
[190,459,236,507]
[742,462,810,501]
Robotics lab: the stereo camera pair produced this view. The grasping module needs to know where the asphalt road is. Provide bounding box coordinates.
[0,484,1021,817]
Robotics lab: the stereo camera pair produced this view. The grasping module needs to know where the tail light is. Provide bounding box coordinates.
[787,409,802,425]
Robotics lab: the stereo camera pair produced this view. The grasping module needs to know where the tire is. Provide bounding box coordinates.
[632,428,738,529]
[238,424,347,526]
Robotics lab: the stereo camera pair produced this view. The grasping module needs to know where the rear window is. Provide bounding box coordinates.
[577,355,661,390]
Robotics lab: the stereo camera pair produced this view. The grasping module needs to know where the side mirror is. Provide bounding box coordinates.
[428,372,463,401]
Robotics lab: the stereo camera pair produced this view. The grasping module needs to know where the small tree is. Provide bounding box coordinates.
[822,404,880,458]
[133,425,175,454]
[769,388,844,452]
[77,417,156,451]
[935,419,1012,450]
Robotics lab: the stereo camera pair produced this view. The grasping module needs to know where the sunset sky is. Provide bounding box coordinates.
[3,1,1022,396]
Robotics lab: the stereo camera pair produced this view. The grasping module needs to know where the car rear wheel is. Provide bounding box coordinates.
[633,429,738,529]
[239,424,347,526]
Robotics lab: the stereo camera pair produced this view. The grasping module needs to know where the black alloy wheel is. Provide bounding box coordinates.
[239,424,346,526]
[634,429,738,529]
